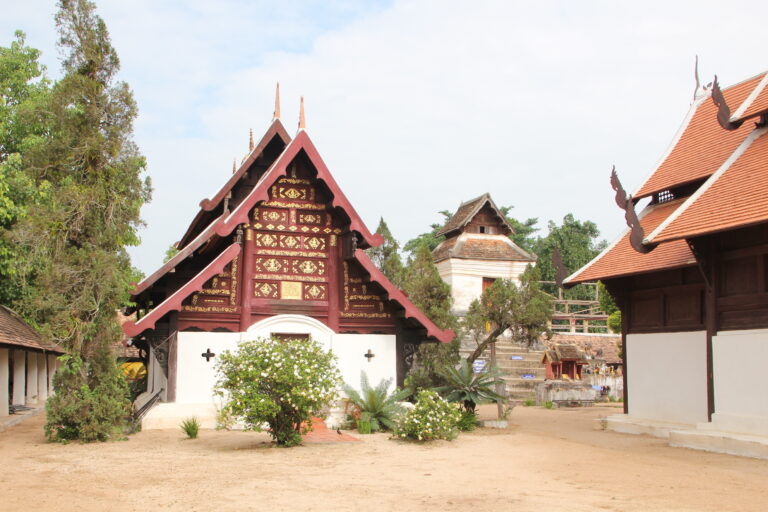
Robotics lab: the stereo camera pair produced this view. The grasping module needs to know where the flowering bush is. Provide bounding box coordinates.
[214,336,341,447]
[394,389,461,441]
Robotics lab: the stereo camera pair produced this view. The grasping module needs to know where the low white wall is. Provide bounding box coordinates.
[710,329,768,436]
[437,258,530,314]
[168,315,397,427]
[626,331,708,425]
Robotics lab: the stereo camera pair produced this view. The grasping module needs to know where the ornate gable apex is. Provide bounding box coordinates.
[177,119,292,250]
[436,193,514,237]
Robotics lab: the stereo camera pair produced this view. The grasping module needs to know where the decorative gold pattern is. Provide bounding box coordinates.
[183,305,238,313]
[255,233,278,247]
[262,201,325,210]
[330,234,337,247]
[253,273,325,283]
[281,281,302,300]
[299,213,322,225]
[254,282,279,298]
[254,249,326,258]
[303,283,327,300]
[340,312,391,319]
[279,177,311,185]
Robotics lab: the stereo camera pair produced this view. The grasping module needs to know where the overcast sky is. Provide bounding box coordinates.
[4,1,768,274]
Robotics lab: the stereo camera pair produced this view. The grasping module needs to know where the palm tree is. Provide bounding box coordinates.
[437,360,506,413]
[343,372,410,432]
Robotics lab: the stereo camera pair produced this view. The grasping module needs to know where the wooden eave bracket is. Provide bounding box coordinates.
[122,243,242,337]
[610,166,653,254]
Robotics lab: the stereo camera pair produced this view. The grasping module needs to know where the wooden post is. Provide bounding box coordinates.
[0,349,9,416]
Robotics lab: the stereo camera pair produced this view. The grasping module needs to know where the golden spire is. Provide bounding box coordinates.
[273,82,281,119]
[249,128,254,151]
[298,96,306,130]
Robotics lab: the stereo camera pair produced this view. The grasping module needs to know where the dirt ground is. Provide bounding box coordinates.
[1,404,767,512]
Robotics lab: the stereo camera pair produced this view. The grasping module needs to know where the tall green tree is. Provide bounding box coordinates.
[12,0,151,354]
[533,213,606,299]
[366,217,405,288]
[464,265,552,363]
[0,31,51,305]
[498,205,538,252]
[402,210,451,255]
[402,243,459,389]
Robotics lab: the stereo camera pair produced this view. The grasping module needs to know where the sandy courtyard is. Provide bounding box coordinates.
[1,404,767,512]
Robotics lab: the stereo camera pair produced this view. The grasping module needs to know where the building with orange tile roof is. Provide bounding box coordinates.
[565,69,768,459]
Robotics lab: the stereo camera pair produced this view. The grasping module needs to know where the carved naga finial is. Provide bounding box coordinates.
[693,55,700,102]
[712,75,744,131]
[274,82,281,119]
[552,247,568,288]
[298,96,306,130]
[610,166,651,254]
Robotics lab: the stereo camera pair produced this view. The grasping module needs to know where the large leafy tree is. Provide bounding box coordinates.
[12,0,151,354]
[366,217,405,288]
[464,265,552,364]
[498,205,538,252]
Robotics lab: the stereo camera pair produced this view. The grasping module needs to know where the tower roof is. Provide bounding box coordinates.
[436,193,514,237]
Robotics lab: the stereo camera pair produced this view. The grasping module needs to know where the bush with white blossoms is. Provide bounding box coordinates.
[214,336,341,447]
[394,389,461,441]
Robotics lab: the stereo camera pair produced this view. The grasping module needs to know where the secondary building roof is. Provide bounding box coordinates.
[437,193,514,237]
[0,305,65,354]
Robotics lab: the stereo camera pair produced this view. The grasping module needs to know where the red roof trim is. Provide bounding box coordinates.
[215,130,383,247]
[199,119,291,212]
[123,243,241,337]
[353,249,454,343]
[131,214,223,296]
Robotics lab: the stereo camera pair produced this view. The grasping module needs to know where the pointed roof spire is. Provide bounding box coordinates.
[273,82,281,119]
[249,128,254,151]
[232,159,237,174]
[298,96,306,130]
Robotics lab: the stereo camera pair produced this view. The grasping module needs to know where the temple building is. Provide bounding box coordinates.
[566,70,768,458]
[432,193,536,315]
[123,91,453,428]
[0,305,64,419]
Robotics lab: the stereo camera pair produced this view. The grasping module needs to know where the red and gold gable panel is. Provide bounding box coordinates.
[182,260,239,313]
[250,176,341,302]
[342,260,392,320]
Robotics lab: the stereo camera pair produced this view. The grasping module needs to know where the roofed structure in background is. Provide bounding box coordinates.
[564,67,768,459]
[432,193,535,315]
[0,305,64,354]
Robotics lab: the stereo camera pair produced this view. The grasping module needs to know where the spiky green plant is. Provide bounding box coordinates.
[343,372,410,432]
[436,359,506,413]
[180,417,200,439]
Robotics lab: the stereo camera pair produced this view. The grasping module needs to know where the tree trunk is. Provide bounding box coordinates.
[465,325,506,364]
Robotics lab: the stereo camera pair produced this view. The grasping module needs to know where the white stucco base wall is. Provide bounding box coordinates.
[143,315,397,430]
[626,331,708,425]
[437,258,531,314]
[707,329,768,436]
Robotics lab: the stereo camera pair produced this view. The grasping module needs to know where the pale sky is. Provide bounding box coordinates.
[4,1,768,274]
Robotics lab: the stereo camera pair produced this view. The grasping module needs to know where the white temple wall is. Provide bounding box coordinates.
[175,331,241,405]
[626,331,708,425]
[710,329,768,436]
[0,349,9,416]
[436,258,531,314]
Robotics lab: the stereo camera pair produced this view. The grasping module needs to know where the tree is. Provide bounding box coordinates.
[11,0,151,355]
[215,337,341,447]
[401,243,459,390]
[464,265,552,364]
[366,217,405,288]
[498,205,538,252]
[163,244,179,263]
[533,214,606,299]
[403,210,451,255]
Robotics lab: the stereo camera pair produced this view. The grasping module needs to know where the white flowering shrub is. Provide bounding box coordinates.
[214,336,341,447]
[394,390,461,441]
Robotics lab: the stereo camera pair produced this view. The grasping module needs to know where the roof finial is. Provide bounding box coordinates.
[249,128,254,151]
[233,159,237,174]
[298,96,306,130]
[273,82,281,119]
[693,55,700,102]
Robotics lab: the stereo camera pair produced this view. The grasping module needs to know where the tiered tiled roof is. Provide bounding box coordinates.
[0,305,64,353]
[433,234,534,263]
[436,193,513,236]
[548,334,622,365]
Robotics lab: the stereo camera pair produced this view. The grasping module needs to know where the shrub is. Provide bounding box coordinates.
[357,412,373,434]
[45,351,132,443]
[180,417,200,439]
[522,398,535,407]
[394,390,461,441]
[214,336,341,447]
[343,372,410,433]
[457,410,478,432]
[436,359,506,413]
[544,401,554,409]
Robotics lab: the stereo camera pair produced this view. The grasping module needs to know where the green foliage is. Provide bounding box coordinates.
[357,412,372,434]
[544,401,554,409]
[366,218,406,288]
[163,244,179,263]
[533,214,606,300]
[403,210,451,255]
[45,352,132,443]
[436,359,506,413]
[180,417,200,439]
[394,390,461,442]
[498,205,539,252]
[608,310,622,334]
[343,371,410,433]
[456,409,479,432]
[464,266,553,363]
[522,398,535,407]
[215,337,341,447]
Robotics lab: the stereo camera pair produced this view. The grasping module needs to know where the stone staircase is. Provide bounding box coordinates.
[459,335,546,401]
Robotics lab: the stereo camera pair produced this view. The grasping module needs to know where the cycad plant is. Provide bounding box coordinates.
[437,360,506,413]
[343,372,411,432]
